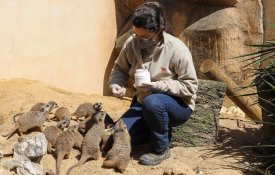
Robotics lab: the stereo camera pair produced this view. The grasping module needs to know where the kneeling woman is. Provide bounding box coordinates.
[108,2,198,166]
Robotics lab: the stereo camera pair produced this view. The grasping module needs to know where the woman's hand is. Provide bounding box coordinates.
[135,82,157,101]
[136,82,157,90]
[110,84,126,98]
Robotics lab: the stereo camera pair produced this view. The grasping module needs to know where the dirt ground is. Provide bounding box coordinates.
[0,78,263,175]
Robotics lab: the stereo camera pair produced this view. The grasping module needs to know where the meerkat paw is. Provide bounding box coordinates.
[117,162,127,172]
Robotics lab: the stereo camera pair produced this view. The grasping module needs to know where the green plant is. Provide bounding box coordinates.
[232,40,275,118]
[232,40,275,174]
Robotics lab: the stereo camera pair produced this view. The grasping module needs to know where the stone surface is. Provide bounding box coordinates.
[190,0,238,6]
[171,79,227,146]
[2,155,45,175]
[110,0,263,87]
[178,0,263,85]
[13,133,47,159]
[114,0,145,35]
[263,0,275,44]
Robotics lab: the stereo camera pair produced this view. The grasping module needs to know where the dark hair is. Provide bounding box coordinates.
[132,2,170,33]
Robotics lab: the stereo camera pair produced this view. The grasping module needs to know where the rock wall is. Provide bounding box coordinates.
[190,0,238,6]
[262,0,275,68]
[263,0,275,41]
[179,0,263,83]
[106,0,263,94]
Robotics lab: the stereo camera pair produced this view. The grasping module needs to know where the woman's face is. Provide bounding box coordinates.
[132,26,160,49]
[132,26,155,40]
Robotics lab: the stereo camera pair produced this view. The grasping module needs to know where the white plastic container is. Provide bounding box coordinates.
[134,69,151,87]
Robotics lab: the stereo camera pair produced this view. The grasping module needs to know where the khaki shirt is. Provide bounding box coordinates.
[109,31,198,111]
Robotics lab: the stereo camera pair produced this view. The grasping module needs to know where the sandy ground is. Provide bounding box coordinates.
[0,78,263,175]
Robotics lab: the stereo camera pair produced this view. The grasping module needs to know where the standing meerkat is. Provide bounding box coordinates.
[66,111,106,175]
[78,112,115,135]
[100,128,114,155]
[72,127,84,150]
[43,118,71,153]
[55,125,79,175]
[71,102,102,122]
[78,115,93,135]
[2,109,50,139]
[52,107,71,121]
[103,119,131,172]
[66,124,84,150]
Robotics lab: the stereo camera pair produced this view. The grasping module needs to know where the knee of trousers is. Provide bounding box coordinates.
[143,94,165,113]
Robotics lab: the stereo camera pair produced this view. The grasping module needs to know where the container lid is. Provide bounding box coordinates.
[135,69,148,73]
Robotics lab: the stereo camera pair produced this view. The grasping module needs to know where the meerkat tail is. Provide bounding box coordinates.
[66,155,89,175]
[2,125,18,139]
[13,113,23,123]
[56,152,66,175]
[103,159,116,168]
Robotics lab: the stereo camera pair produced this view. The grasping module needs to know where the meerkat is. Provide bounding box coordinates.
[66,124,84,150]
[71,102,102,122]
[100,128,114,155]
[43,118,71,153]
[31,101,58,121]
[78,112,115,135]
[30,101,58,112]
[78,115,95,135]
[103,119,131,172]
[72,128,84,150]
[55,124,79,175]
[13,101,58,123]
[52,107,71,121]
[2,105,52,139]
[57,118,71,130]
[66,111,106,175]
[78,118,113,153]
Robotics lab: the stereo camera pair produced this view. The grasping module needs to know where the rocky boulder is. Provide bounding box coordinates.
[178,0,263,85]
[2,155,45,175]
[13,133,47,159]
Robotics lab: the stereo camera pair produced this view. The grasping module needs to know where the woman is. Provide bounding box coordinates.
[108,2,198,166]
